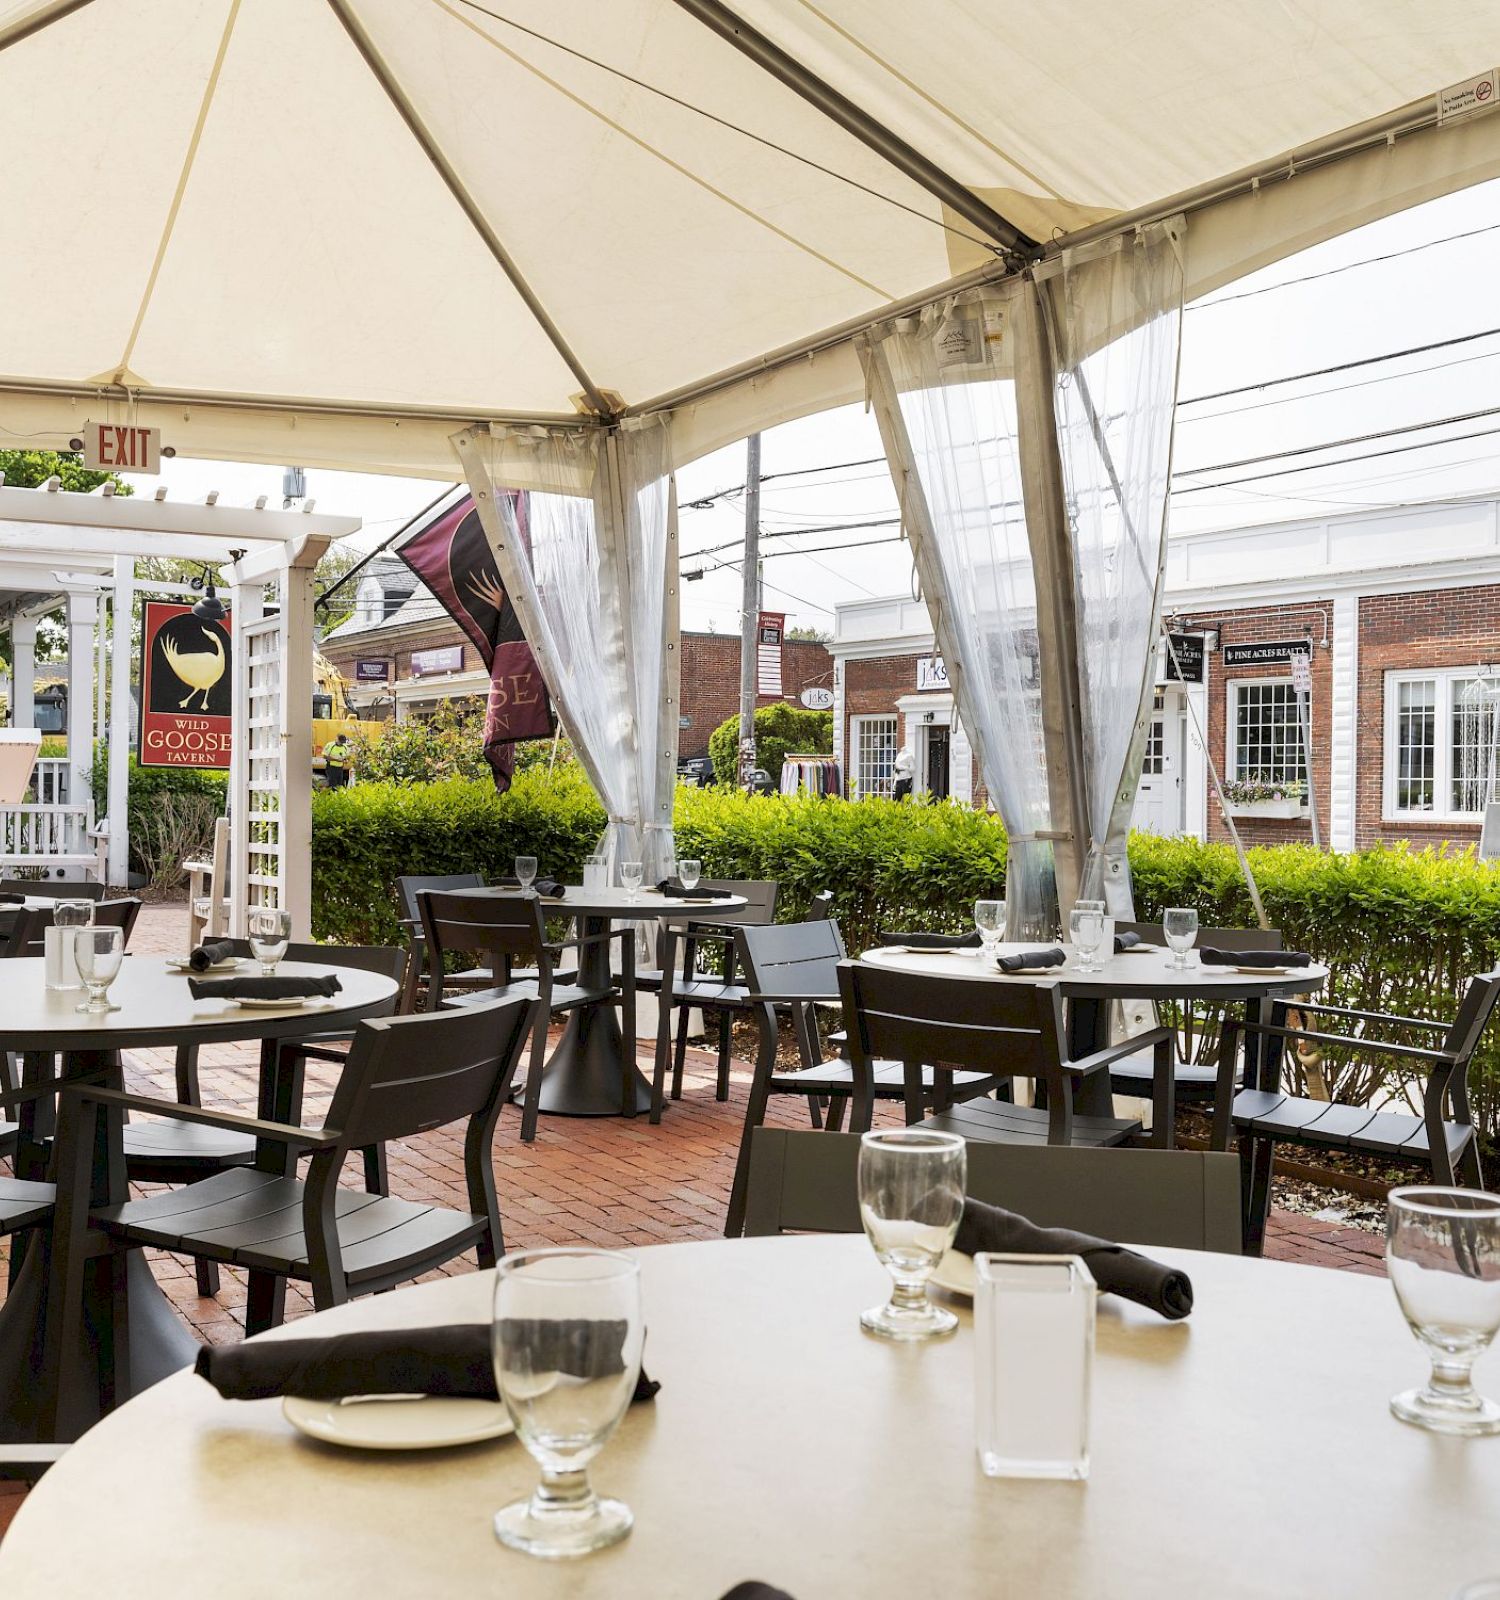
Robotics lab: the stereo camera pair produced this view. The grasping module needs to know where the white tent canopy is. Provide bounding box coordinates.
[1,0,1499,475]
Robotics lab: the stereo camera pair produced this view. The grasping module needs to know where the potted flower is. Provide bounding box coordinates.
[1221,778,1310,819]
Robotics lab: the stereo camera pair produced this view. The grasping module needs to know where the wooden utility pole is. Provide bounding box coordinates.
[737,433,761,788]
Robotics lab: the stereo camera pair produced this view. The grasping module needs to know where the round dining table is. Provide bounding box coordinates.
[2,1231,1494,1598]
[0,954,399,1444]
[470,886,746,1118]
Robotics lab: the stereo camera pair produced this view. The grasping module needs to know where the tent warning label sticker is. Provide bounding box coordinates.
[1438,70,1498,122]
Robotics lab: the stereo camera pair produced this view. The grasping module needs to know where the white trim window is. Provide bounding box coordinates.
[851,713,899,799]
[1227,678,1306,785]
[1384,668,1500,821]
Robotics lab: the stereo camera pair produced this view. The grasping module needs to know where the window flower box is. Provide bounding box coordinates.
[1221,780,1309,819]
[1223,796,1310,819]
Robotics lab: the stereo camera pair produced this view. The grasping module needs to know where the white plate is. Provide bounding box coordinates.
[929,1250,975,1299]
[165,955,245,972]
[282,1394,514,1451]
[229,995,336,1011]
[1226,964,1303,976]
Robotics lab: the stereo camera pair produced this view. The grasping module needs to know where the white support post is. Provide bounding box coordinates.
[280,547,319,941]
[226,573,264,938]
[11,615,35,730]
[107,556,135,887]
[65,590,98,829]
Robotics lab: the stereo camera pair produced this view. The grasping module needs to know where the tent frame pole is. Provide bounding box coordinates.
[0,0,93,54]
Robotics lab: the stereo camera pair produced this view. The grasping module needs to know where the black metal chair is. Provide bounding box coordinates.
[1107,921,1285,1115]
[50,999,532,1337]
[3,896,142,959]
[721,924,1009,1236]
[743,1127,1242,1252]
[840,959,1162,1152]
[640,880,779,1106]
[0,879,105,902]
[1212,972,1500,1254]
[394,873,493,1014]
[419,889,628,1141]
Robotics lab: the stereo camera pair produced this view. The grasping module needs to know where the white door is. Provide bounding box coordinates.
[1134,688,1186,835]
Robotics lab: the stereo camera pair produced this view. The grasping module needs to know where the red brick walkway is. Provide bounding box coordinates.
[0,903,1384,1532]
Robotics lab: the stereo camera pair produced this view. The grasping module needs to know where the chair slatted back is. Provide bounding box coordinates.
[285,942,407,985]
[1116,921,1283,952]
[94,898,142,946]
[325,999,532,1150]
[0,880,105,902]
[839,959,1064,1082]
[804,891,835,922]
[1443,971,1500,1062]
[397,873,484,932]
[4,897,141,958]
[695,880,778,928]
[737,920,846,1002]
[743,1128,1243,1253]
[418,890,546,1005]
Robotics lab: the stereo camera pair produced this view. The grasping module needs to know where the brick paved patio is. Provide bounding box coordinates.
[0,901,1385,1539]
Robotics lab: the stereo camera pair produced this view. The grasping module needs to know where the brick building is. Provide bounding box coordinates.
[831,494,1500,852]
[322,558,832,758]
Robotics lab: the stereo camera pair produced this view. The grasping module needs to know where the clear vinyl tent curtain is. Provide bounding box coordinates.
[862,218,1184,936]
[453,417,681,884]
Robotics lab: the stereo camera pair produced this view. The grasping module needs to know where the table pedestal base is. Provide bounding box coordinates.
[527,1006,652,1117]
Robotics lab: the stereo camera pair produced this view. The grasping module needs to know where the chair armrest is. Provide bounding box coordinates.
[182,859,214,874]
[1281,1000,1448,1033]
[62,1085,342,1150]
[744,988,837,1006]
[1236,1019,1458,1064]
[1067,1027,1175,1077]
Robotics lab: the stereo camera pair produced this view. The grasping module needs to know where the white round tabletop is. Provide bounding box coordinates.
[473,886,748,919]
[0,956,400,1051]
[862,942,1329,1002]
[4,1233,1493,1598]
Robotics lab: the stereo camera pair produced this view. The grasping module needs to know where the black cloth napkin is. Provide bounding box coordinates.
[879,930,982,949]
[494,876,566,898]
[954,1197,1193,1320]
[188,939,237,972]
[721,1587,797,1600]
[657,879,734,900]
[188,973,343,1001]
[195,1323,659,1404]
[1114,931,1141,953]
[1199,947,1310,968]
[996,946,1066,973]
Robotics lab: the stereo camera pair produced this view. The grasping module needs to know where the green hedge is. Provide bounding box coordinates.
[309,775,1500,1141]
[707,703,833,786]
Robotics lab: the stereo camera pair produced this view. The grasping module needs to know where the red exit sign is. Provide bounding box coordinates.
[81,421,160,474]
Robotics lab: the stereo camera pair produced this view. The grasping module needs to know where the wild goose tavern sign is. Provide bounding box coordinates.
[138,601,232,769]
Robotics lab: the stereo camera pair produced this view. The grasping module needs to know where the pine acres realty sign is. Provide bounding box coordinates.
[138,601,232,769]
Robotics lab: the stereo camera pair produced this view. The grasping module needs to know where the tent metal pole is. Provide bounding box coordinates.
[669,0,1037,258]
[0,0,93,55]
[324,0,613,419]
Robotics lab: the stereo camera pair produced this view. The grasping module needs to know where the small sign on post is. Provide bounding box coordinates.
[1163,633,1206,684]
[82,421,161,475]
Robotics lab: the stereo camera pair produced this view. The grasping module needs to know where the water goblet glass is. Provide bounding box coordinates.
[1387,1186,1500,1436]
[858,1129,966,1341]
[973,899,1003,959]
[248,908,291,976]
[75,925,124,1014]
[677,859,701,893]
[1069,902,1105,973]
[620,861,644,899]
[492,1248,643,1559]
[1162,907,1199,970]
[515,856,538,894]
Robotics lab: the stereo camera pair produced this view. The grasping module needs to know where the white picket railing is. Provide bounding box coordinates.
[0,803,105,877]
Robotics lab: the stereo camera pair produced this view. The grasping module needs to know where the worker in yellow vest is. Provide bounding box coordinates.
[323,732,352,789]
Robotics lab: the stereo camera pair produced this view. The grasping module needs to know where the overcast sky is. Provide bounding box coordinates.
[130,175,1500,637]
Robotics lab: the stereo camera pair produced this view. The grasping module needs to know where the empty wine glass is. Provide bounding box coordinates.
[1163,907,1199,970]
[248,908,291,976]
[620,861,644,899]
[492,1249,643,1559]
[1387,1187,1500,1436]
[515,856,538,894]
[1069,901,1105,972]
[858,1129,966,1341]
[677,859,701,893]
[75,925,123,1014]
[973,899,1003,959]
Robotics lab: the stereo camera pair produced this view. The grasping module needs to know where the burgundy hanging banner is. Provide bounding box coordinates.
[138,601,233,769]
[396,495,552,790]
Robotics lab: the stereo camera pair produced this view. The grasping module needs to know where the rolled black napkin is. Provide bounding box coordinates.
[0,892,25,905]
[879,930,982,949]
[1114,931,1141,952]
[188,939,237,972]
[656,878,734,899]
[195,1323,659,1404]
[1198,947,1310,968]
[188,973,343,1002]
[996,946,1066,973]
[494,876,566,898]
[954,1197,1193,1320]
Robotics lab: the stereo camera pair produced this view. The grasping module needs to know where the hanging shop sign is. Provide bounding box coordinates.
[799,686,835,711]
[80,420,161,474]
[917,656,950,692]
[354,659,391,683]
[138,601,232,769]
[410,645,464,677]
[1222,639,1312,669]
[1164,633,1206,683]
[757,611,785,697]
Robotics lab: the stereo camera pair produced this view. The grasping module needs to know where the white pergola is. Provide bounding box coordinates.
[0,482,359,935]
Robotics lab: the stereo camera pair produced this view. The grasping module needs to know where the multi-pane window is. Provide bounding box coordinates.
[852,715,899,799]
[1230,681,1306,784]
[1387,669,1500,819]
[1141,689,1165,776]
